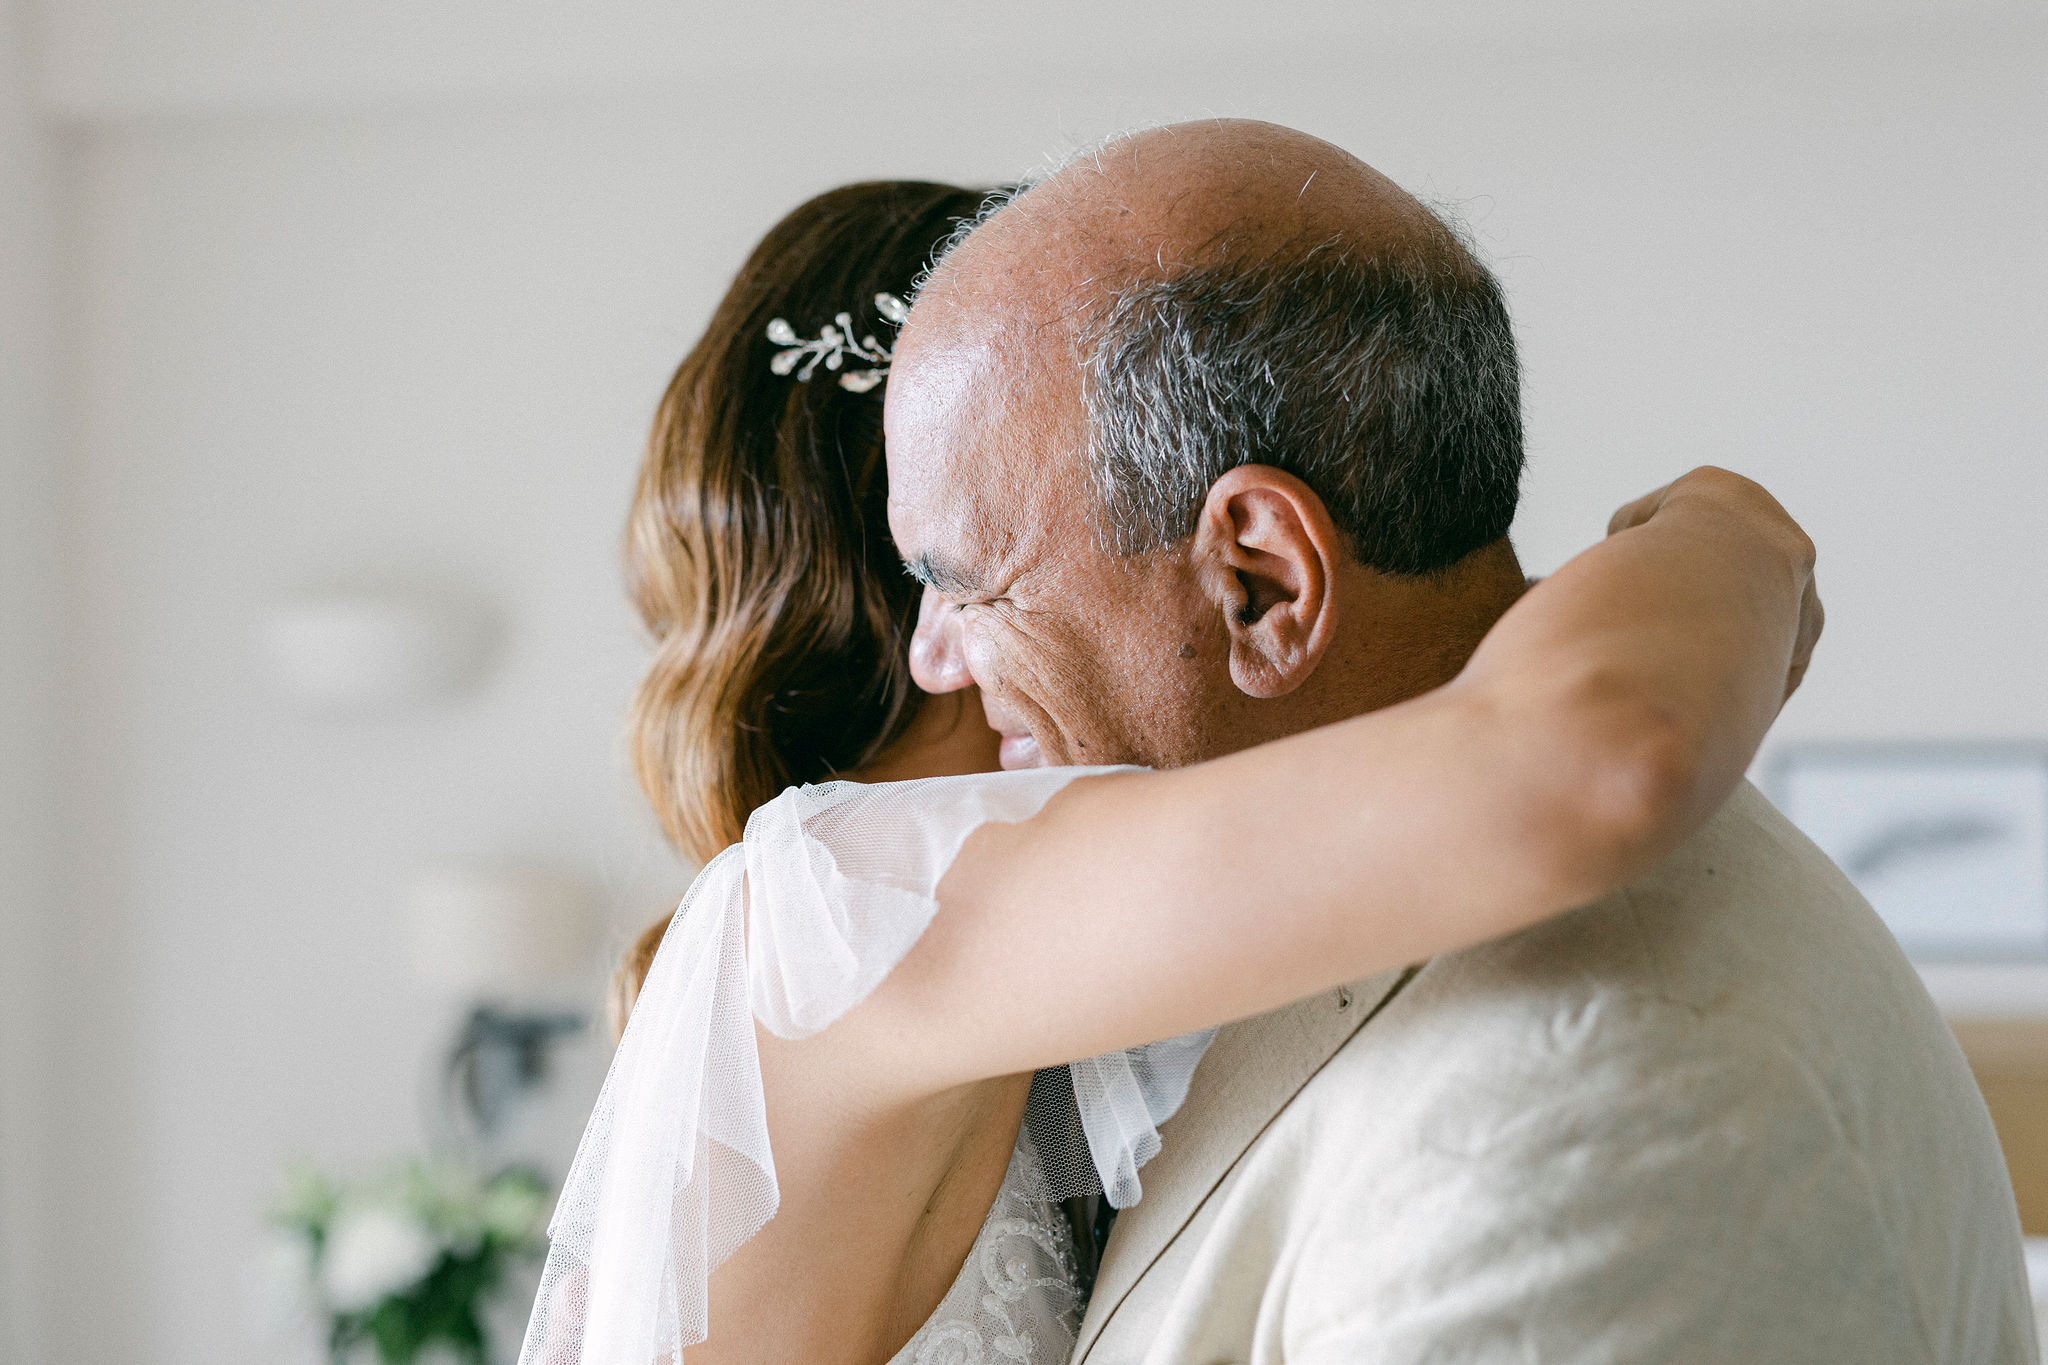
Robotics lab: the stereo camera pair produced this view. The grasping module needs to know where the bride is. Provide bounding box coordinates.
[521,180,1821,1365]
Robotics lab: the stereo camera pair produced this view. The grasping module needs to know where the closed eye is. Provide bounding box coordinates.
[904,551,988,601]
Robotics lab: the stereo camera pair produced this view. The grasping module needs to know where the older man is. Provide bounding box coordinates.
[883,120,2032,1363]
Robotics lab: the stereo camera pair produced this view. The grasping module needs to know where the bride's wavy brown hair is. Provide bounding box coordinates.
[614,180,991,1033]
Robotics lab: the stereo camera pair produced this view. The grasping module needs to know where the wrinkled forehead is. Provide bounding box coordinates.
[883,298,1088,573]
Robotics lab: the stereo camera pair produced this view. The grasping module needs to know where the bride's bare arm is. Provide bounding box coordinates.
[856,467,1819,1095]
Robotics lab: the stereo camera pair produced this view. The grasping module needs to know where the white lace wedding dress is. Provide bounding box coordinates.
[519,769,1213,1365]
[885,1128,1083,1365]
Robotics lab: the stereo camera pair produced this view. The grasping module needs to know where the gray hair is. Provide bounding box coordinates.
[911,131,1143,297]
[1085,224,1524,575]
[913,187,1019,299]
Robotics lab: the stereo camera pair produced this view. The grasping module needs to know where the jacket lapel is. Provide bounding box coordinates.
[1073,965,1420,1361]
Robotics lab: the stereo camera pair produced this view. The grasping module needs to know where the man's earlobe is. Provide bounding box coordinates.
[1193,467,1342,701]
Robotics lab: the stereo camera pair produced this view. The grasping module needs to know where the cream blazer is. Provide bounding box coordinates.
[1077,784,2037,1364]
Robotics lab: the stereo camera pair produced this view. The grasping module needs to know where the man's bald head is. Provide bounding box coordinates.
[904,119,1523,573]
[884,120,1527,774]
[931,120,1442,303]
[904,123,1425,413]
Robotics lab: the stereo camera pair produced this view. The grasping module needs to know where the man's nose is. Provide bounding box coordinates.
[909,585,973,694]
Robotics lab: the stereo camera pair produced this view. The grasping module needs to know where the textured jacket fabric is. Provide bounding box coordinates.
[1076,784,2036,1364]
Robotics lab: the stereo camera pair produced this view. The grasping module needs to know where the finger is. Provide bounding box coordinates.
[1606,482,1672,537]
[1783,577,1824,704]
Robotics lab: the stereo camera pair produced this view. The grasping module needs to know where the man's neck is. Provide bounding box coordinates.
[1266,538,1529,735]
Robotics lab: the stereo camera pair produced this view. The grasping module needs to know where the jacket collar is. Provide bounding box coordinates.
[1073,966,1419,1361]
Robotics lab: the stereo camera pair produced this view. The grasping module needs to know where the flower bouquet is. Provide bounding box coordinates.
[267,1160,550,1365]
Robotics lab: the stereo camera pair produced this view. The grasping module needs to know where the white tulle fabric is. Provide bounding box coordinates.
[518,769,1214,1365]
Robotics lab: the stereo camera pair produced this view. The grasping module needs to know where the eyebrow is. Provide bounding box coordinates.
[903,550,987,597]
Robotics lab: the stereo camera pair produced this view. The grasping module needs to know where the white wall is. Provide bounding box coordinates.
[30,0,2039,119]
[11,3,2048,1362]
[0,0,61,1357]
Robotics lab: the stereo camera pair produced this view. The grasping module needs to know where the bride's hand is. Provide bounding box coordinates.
[1607,467,1824,708]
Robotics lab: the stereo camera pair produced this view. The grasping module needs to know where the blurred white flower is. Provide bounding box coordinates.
[321,1205,440,1311]
[415,1163,487,1253]
[481,1177,547,1243]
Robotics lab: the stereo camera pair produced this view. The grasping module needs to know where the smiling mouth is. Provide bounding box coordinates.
[979,690,1046,770]
[997,732,1045,770]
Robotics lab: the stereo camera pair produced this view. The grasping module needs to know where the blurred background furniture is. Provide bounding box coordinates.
[1956,1022,2048,1235]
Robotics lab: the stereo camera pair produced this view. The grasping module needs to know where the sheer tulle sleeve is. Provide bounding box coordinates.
[518,768,1215,1365]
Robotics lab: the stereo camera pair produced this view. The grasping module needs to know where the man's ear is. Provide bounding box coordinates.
[1191,465,1343,699]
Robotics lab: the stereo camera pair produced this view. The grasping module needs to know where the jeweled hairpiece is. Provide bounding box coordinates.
[766,292,911,393]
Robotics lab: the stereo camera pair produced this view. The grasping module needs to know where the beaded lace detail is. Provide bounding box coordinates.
[889,1129,1082,1365]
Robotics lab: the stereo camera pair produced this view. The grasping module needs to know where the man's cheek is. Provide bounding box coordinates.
[960,623,1009,695]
